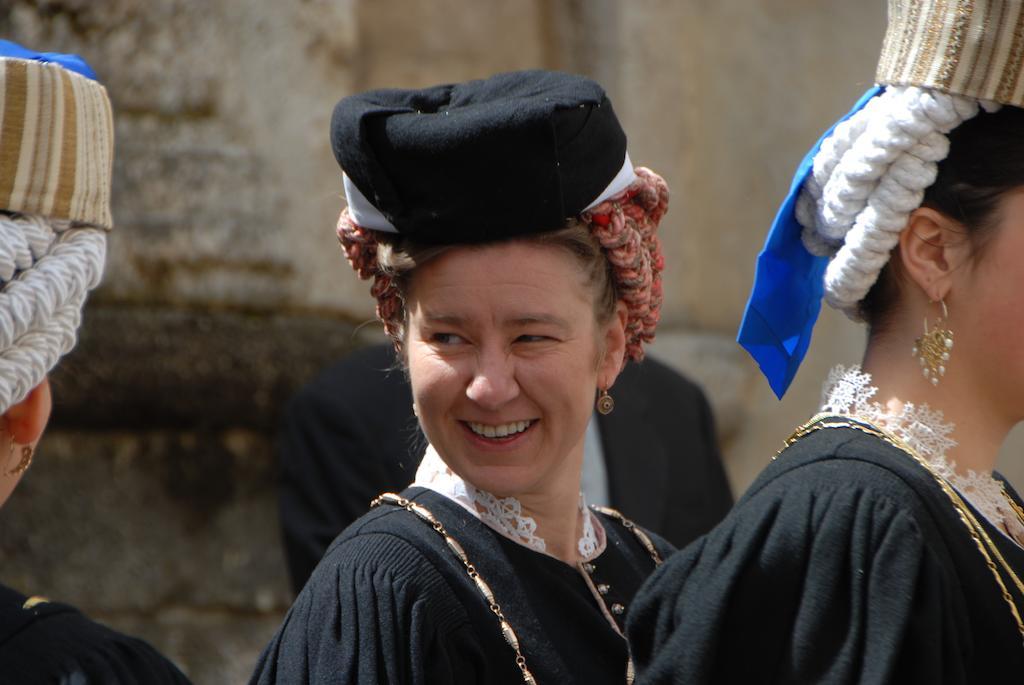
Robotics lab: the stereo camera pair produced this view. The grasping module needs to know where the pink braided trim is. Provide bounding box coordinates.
[336,166,670,362]
[336,209,403,339]
[582,167,669,362]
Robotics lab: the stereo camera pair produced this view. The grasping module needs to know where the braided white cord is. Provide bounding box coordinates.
[796,86,1000,318]
[0,214,106,413]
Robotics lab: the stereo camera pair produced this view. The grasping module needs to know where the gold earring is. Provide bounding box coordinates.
[596,388,615,415]
[913,298,953,386]
[6,441,33,476]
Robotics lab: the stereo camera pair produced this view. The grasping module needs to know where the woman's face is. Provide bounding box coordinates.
[405,241,624,499]
[953,188,1024,424]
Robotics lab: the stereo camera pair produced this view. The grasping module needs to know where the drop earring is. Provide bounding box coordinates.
[6,440,33,476]
[912,298,953,386]
[596,388,615,415]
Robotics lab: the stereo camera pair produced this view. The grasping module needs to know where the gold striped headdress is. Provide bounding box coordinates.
[0,54,114,229]
[877,0,1024,106]
[0,46,111,415]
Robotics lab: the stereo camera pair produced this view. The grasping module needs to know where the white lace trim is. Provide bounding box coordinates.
[822,365,1024,546]
[411,445,605,561]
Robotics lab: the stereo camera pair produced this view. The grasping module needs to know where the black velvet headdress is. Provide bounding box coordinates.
[330,70,633,243]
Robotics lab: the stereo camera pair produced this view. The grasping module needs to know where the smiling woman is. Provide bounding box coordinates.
[406,241,617,534]
[250,71,671,685]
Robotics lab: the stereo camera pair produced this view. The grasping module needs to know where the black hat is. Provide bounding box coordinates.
[330,70,635,244]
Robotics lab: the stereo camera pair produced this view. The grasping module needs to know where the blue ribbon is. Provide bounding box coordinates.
[737,86,883,399]
[0,40,98,81]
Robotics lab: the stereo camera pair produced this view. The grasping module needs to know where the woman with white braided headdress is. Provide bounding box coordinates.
[629,1,1024,682]
[0,42,191,684]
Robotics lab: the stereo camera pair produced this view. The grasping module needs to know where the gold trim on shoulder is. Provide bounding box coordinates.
[22,595,49,610]
[781,413,1024,647]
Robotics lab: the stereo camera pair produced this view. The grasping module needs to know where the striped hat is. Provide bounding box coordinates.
[877,0,1024,107]
[0,42,114,229]
[0,43,111,417]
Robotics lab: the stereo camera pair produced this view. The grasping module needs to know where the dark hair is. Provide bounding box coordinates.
[860,104,1024,330]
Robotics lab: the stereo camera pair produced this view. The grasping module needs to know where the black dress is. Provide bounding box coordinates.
[0,583,191,684]
[252,487,672,684]
[628,422,1024,684]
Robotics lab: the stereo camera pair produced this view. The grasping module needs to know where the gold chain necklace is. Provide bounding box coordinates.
[371,492,662,684]
[591,504,664,566]
[1001,483,1024,531]
[780,413,1024,646]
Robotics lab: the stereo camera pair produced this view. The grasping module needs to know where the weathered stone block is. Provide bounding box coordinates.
[49,303,381,429]
[96,608,284,685]
[0,429,291,615]
[609,0,887,332]
[353,0,546,89]
[6,0,368,314]
[646,327,756,442]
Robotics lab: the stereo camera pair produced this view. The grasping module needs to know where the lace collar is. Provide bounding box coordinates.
[412,444,605,561]
[822,365,1024,545]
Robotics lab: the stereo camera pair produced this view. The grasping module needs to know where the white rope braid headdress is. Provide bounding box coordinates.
[0,50,114,413]
[796,87,999,318]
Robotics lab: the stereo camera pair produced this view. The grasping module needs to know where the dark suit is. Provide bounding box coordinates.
[278,343,733,594]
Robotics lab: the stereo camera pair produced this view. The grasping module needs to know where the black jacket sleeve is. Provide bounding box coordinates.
[628,461,969,684]
[0,585,191,685]
[251,532,481,685]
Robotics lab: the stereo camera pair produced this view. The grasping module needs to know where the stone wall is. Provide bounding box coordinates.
[5,1,1020,682]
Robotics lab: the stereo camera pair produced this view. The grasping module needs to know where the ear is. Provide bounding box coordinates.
[4,378,51,445]
[898,206,969,301]
[597,302,629,390]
